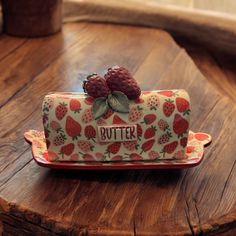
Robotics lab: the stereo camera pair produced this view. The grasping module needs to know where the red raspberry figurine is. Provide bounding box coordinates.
[83,74,110,98]
[104,66,141,100]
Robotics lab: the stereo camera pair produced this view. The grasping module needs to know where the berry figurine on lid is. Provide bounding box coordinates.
[24,66,212,169]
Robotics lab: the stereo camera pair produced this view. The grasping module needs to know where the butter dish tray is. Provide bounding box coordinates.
[24,130,211,170]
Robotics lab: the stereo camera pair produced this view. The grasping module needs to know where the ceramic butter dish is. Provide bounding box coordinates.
[42,90,190,162]
[24,66,211,169]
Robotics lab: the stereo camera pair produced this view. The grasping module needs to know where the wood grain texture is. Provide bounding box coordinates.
[0,23,90,108]
[174,36,236,103]
[0,23,236,235]
[0,36,26,62]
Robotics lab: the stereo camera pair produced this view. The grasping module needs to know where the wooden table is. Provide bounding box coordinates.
[0,22,236,236]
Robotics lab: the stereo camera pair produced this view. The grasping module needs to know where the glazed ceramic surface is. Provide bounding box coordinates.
[42,90,191,161]
[24,130,211,170]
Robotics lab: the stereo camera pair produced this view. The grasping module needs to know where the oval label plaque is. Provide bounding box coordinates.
[98,125,137,142]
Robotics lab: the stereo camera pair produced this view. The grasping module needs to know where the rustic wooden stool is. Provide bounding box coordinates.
[0,23,235,235]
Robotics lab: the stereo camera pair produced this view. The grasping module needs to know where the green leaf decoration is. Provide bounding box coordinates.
[92,97,109,120]
[108,91,130,113]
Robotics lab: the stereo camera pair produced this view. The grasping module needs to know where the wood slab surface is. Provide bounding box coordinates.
[0,22,236,235]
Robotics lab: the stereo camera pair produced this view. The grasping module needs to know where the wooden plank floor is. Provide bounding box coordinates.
[0,22,236,235]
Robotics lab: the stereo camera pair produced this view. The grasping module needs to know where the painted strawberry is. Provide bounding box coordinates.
[84,125,96,141]
[107,142,121,155]
[55,102,68,120]
[142,114,156,125]
[103,108,114,119]
[158,119,169,131]
[144,126,157,139]
[71,153,80,161]
[95,152,104,161]
[123,141,138,151]
[70,99,81,113]
[176,97,190,115]
[65,116,81,140]
[158,132,172,144]
[110,155,123,161]
[158,90,175,97]
[113,115,126,124]
[50,121,62,132]
[83,154,94,161]
[174,150,185,159]
[195,133,209,141]
[163,99,175,117]
[77,140,94,152]
[140,139,155,154]
[148,151,160,160]
[32,140,43,148]
[163,141,178,154]
[47,150,58,161]
[134,97,144,104]
[180,137,188,147]
[84,96,94,105]
[60,143,75,156]
[128,106,143,122]
[129,153,142,161]
[82,108,93,123]
[187,146,195,153]
[173,114,189,136]
[136,124,143,141]
[53,134,66,146]
[147,94,160,110]
[96,118,107,126]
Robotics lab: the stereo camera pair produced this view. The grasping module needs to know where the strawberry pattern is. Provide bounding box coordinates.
[24,130,212,169]
[42,90,191,162]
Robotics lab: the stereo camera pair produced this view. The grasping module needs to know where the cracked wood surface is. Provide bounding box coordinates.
[0,22,236,235]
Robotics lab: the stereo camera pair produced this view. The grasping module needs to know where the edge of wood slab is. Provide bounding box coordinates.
[0,198,236,236]
[64,0,236,55]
